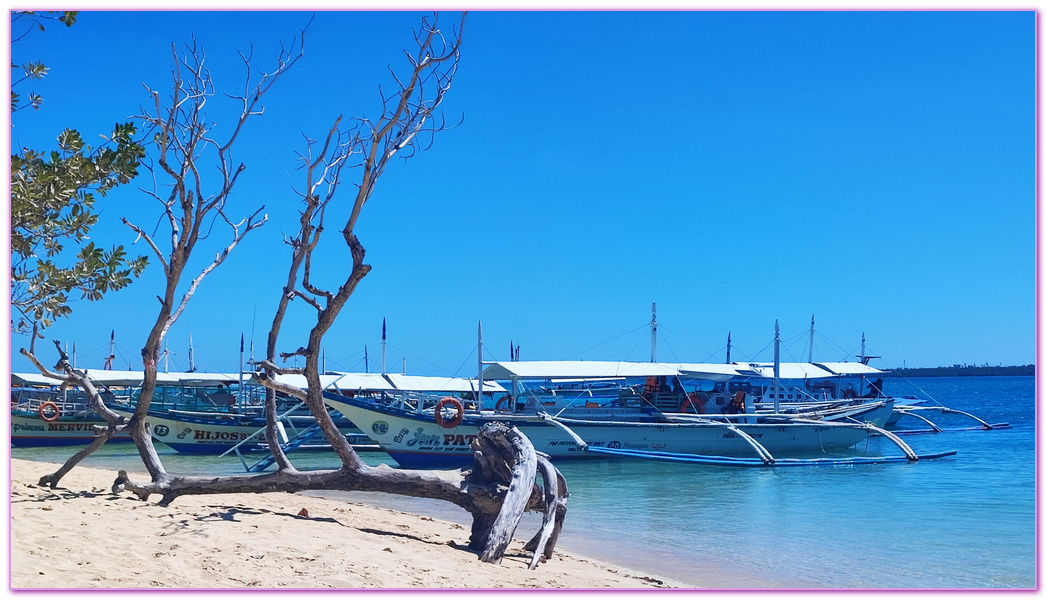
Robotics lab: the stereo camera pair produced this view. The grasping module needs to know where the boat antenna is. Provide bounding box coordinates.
[808,314,815,363]
[72,341,77,369]
[650,301,657,363]
[381,318,387,376]
[773,319,781,414]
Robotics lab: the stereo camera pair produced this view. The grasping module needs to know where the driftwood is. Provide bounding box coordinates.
[523,453,569,568]
[112,421,565,565]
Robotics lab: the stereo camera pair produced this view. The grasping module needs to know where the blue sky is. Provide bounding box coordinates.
[7,10,1036,376]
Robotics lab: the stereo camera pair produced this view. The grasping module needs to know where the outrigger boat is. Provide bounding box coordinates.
[322,357,950,468]
[227,372,508,472]
[108,372,380,455]
[11,371,145,447]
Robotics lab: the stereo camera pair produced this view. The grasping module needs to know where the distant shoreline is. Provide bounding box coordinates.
[882,365,1034,377]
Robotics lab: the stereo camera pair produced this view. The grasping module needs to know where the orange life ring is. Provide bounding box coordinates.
[39,401,60,422]
[434,397,465,429]
[495,396,511,411]
[679,393,705,414]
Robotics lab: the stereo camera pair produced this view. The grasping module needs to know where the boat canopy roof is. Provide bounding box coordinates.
[740,362,837,379]
[11,370,242,387]
[668,363,761,382]
[258,373,361,390]
[482,360,685,381]
[385,374,505,394]
[11,372,63,386]
[813,362,886,376]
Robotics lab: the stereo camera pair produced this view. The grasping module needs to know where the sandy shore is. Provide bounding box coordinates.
[9,458,686,589]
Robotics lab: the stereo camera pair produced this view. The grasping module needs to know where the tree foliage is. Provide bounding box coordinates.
[11,124,148,335]
[10,11,148,337]
[10,11,77,112]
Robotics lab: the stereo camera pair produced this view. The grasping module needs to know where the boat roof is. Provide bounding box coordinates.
[814,362,886,376]
[384,374,506,394]
[482,361,684,381]
[10,370,242,387]
[260,373,364,390]
[668,363,761,381]
[738,362,837,379]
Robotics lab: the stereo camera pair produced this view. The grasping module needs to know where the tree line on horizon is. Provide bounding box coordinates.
[884,364,1034,377]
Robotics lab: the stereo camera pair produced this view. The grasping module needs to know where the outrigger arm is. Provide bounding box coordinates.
[895,406,996,430]
[789,417,920,461]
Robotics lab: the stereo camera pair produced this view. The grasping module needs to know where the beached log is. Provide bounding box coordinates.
[467,423,539,563]
[523,454,569,567]
[112,421,555,566]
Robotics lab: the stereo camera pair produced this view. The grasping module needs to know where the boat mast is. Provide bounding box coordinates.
[188,334,195,373]
[381,318,387,376]
[860,333,866,364]
[808,314,815,363]
[650,301,657,363]
[477,321,484,406]
[726,332,732,364]
[773,320,781,414]
[364,346,369,373]
[239,334,245,410]
[103,330,115,370]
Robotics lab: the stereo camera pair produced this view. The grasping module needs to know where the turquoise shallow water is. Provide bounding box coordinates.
[11,376,1036,589]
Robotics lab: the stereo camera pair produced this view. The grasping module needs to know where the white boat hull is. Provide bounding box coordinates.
[323,394,895,467]
[111,408,375,454]
[11,413,133,447]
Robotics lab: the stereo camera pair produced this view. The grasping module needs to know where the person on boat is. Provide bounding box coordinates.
[642,376,659,401]
[671,377,684,395]
[723,391,746,415]
[195,388,217,406]
[864,378,884,398]
[658,376,671,394]
[211,385,236,411]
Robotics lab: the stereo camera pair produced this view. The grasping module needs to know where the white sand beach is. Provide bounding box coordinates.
[9,458,686,589]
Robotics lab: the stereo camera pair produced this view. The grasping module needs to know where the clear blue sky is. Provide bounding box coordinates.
[7,10,1036,376]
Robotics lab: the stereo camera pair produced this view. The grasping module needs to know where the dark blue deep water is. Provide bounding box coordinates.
[13,376,1036,589]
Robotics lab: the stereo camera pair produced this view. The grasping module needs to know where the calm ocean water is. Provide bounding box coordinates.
[12,376,1036,589]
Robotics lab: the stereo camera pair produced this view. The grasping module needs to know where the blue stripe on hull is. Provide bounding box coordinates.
[385,451,474,468]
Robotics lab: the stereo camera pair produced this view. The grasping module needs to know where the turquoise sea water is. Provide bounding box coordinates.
[11,376,1036,589]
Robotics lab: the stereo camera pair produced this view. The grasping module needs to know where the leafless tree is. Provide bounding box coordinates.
[23,12,568,569]
[20,27,302,483]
